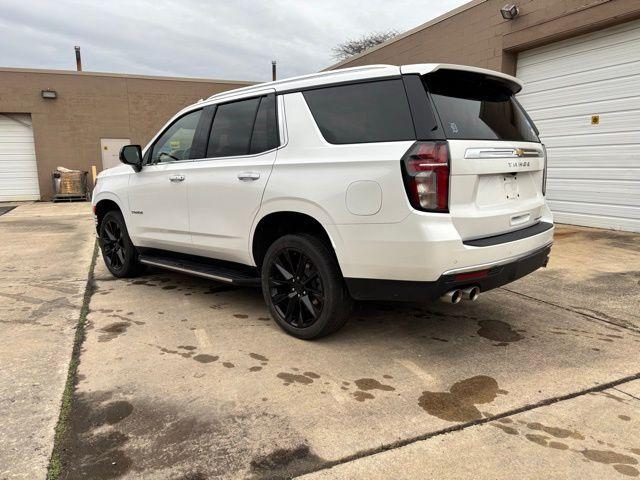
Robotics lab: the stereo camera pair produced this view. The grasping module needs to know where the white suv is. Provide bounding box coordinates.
[92,64,553,339]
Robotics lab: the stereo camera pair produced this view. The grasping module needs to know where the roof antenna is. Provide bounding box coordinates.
[272,60,277,81]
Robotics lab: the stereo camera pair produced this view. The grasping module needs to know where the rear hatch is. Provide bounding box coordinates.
[424,69,546,240]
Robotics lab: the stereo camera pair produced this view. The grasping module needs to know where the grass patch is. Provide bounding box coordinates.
[47,240,98,480]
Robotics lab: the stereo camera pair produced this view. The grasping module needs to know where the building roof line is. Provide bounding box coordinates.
[0,66,255,85]
[323,0,488,71]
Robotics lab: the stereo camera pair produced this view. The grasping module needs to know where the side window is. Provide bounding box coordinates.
[207,97,260,158]
[150,110,202,163]
[302,80,415,144]
[250,94,279,154]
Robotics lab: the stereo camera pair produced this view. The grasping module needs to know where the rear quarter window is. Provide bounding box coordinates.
[303,79,416,144]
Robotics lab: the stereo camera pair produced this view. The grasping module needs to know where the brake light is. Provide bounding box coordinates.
[401,141,449,212]
[541,144,548,196]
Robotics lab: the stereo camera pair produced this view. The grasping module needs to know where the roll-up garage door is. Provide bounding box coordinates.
[0,114,40,201]
[517,20,640,232]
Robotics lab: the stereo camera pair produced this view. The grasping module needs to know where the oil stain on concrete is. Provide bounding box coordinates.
[490,417,639,477]
[249,353,269,362]
[249,444,324,479]
[477,319,524,343]
[418,375,503,422]
[59,391,134,479]
[62,389,322,479]
[526,421,584,440]
[98,322,129,342]
[193,354,219,364]
[348,378,396,402]
[276,372,320,386]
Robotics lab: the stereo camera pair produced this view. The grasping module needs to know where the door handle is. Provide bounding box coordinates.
[237,172,260,181]
[169,175,185,182]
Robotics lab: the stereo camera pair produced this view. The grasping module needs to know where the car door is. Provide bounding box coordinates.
[127,109,204,250]
[188,92,279,264]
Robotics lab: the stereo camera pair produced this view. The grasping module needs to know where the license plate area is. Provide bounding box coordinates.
[476,173,527,208]
[503,174,519,200]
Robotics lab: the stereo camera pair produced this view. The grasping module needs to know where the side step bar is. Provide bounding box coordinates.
[138,252,261,287]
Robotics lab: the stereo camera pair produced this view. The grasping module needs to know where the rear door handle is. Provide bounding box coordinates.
[237,172,260,181]
[169,175,185,182]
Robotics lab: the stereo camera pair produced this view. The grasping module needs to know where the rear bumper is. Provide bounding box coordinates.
[345,243,551,302]
[328,205,554,282]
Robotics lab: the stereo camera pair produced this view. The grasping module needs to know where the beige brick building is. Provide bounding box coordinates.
[0,68,252,200]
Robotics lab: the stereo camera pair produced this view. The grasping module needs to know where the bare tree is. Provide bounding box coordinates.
[332,30,399,61]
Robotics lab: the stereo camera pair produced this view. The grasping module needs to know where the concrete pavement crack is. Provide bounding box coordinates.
[292,372,640,479]
[500,287,640,334]
[46,241,98,480]
[612,387,640,402]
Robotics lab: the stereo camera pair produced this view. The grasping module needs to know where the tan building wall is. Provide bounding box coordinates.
[328,0,640,75]
[0,68,253,199]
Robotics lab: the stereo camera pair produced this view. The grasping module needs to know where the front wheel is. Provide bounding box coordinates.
[261,234,352,339]
[98,210,144,278]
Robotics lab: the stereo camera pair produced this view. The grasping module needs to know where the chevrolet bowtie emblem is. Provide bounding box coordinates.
[514,148,525,157]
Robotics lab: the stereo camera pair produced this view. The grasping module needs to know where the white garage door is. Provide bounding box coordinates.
[517,20,640,232]
[0,114,40,201]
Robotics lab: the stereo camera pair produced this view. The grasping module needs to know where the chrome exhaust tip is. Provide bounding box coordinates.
[440,289,462,304]
[462,286,480,302]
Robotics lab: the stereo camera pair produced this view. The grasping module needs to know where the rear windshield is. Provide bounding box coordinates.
[424,70,539,142]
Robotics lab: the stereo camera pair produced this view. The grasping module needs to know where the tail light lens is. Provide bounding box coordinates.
[541,144,548,196]
[401,141,449,212]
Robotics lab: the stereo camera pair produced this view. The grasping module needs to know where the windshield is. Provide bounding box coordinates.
[424,70,539,142]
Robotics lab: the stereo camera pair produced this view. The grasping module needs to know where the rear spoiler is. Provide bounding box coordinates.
[400,63,523,94]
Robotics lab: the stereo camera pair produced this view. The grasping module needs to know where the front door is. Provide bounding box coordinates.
[188,93,279,264]
[127,109,203,250]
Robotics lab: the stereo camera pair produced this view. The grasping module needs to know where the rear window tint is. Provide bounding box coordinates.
[303,80,415,144]
[250,94,279,154]
[207,97,260,157]
[425,70,539,142]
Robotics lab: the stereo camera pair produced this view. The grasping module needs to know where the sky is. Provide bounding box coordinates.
[0,0,468,82]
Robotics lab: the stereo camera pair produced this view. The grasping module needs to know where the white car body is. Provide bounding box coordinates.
[93,63,553,303]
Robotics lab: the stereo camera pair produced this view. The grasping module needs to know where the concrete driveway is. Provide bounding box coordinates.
[66,221,640,479]
[0,202,95,480]
[1,203,639,479]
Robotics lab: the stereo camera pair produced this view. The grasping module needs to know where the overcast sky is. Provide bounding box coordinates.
[1,0,468,82]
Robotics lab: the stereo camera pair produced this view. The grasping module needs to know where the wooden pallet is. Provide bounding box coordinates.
[52,195,89,203]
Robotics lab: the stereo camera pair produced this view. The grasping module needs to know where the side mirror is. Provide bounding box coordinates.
[119,145,143,172]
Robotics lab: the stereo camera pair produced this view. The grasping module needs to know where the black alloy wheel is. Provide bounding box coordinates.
[261,234,352,339]
[267,248,324,328]
[98,210,143,278]
[101,218,126,272]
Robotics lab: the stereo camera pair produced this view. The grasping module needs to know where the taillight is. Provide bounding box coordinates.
[541,144,548,196]
[401,141,449,212]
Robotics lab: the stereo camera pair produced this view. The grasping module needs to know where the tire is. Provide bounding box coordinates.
[261,234,352,339]
[98,210,144,278]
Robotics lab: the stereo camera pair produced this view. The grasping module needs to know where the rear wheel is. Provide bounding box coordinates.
[99,210,144,278]
[261,234,352,339]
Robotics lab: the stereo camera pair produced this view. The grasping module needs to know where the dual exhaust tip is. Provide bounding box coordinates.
[440,286,480,304]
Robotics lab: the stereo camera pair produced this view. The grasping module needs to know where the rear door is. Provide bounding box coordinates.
[187,92,279,264]
[424,69,546,240]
